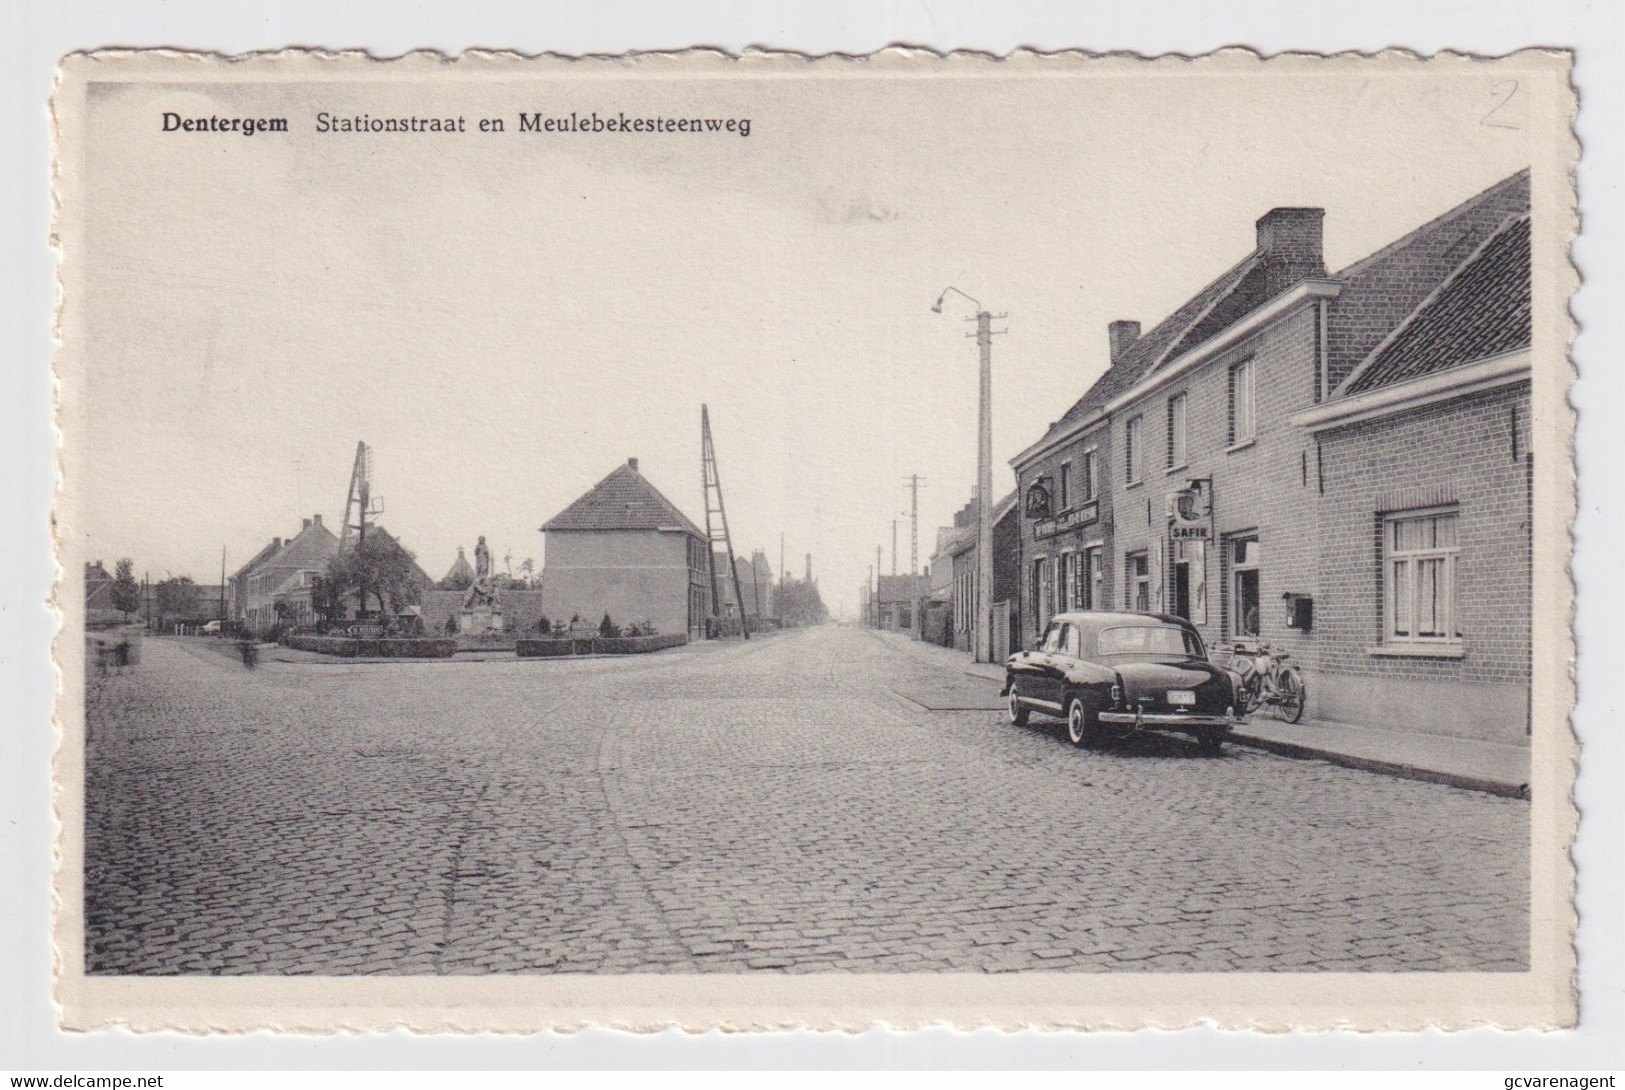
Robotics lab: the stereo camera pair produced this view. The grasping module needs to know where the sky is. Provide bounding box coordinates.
[64,58,1535,613]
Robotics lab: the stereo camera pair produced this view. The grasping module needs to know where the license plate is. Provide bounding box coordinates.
[1167,690,1197,707]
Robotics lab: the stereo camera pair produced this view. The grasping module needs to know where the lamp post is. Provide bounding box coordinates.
[933,286,1001,664]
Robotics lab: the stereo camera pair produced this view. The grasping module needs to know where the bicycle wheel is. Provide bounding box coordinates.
[1276,667,1305,724]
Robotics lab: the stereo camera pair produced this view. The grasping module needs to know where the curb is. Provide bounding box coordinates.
[1228,730,1530,799]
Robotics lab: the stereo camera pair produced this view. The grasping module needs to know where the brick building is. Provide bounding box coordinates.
[540,457,710,640]
[1008,169,1531,743]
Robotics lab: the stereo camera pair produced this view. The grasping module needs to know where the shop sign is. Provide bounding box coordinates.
[1024,479,1052,520]
[1033,499,1100,539]
[1168,478,1213,541]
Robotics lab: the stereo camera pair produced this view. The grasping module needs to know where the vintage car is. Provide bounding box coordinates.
[1002,611,1243,753]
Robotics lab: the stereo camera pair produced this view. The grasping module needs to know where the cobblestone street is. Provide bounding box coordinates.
[83,625,1529,975]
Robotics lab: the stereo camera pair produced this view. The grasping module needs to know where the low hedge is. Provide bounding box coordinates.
[515,633,687,658]
[285,634,456,658]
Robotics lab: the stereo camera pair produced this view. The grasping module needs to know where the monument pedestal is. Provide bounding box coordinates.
[459,607,504,635]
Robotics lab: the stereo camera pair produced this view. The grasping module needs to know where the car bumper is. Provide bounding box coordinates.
[1098,709,1240,731]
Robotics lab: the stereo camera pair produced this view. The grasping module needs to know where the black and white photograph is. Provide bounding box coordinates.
[49,48,1577,1031]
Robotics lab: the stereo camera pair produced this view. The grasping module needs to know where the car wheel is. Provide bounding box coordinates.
[1065,697,1098,748]
[1007,684,1030,726]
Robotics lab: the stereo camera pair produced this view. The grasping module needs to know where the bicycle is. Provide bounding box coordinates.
[1221,639,1306,724]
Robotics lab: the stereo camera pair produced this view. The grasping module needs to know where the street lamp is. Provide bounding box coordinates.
[933,286,1001,664]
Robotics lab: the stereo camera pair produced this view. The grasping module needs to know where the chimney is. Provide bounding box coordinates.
[272,537,282,549]
[1108,320,1141,364]
[805,553,812,583]
[313,513,322,526]
[302,518,312,531]
[627,457,639,472]
[1255,207,1326,298]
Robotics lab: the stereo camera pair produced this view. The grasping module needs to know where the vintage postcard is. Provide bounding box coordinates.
[51,48,1577,1032]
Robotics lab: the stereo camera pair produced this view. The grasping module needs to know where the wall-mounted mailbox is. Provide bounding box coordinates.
[1282,593,1313,632]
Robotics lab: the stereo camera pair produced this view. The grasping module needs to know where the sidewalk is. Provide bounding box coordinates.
[862,627,1530,799]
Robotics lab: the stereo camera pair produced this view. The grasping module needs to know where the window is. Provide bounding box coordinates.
[1167,392,1188,468]
[1058,552,1073,610]
[1229,535,1260,637]
[1125,416,1144,484]
[1062,623,1082,657]
[1059,461,1071,510]
[1229,359,1256,446]
[1031,556,1057,634]
[1085,545,1104,610]
[1099,623,1203,659]
[899,603,913,629]
[1041,621,1064,653]
[1126,551,1150,612]
[1080,449,1097,504]
[1385,509,1460,643]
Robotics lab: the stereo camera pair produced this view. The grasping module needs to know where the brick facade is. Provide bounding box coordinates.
[1310,382,1532,743]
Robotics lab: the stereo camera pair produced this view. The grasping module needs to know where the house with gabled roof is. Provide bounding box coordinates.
[1008,168,1532,743]
[1294,204,1532,744]
[539,457,710,640]
[228,514,340,633]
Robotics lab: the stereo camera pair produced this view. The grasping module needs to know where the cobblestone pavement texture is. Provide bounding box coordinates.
[83,626,1529,974]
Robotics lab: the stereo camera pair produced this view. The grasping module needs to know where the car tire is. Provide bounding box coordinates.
[1065,696,1098,748]
[1007,684,1030,727]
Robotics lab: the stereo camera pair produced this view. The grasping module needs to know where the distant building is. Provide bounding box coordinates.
[947,492,1021,658]
[540,457,711,640]
[229,514,339,632]
[874,574,930,632]
[439,547,475,590]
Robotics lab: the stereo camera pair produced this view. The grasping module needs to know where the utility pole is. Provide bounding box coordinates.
[701,405,750,640]
[932,287,1005,663]
[891,519,898,576]
[975,310,994,662]
[875,544,882,627]
[866,565,873,627]
[903,474,925,575]
[219,545,227,637]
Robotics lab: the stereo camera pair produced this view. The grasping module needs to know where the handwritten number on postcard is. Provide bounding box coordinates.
[1483,80,1520,129]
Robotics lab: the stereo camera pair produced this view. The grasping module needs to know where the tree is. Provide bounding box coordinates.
[772,578,829,628]
[599,613,619,639]
[310,571,347,632]
[322,532,422,623]
[110,558,141,622]
[152,575,200,631]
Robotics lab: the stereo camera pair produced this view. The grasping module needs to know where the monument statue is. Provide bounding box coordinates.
[460,534,504,631]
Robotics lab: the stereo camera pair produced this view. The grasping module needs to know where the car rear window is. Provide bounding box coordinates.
[1097,624,1201,658]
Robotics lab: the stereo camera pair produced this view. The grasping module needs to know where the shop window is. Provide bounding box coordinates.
[1126,551,1150,612]
[899,603,913,629]
[1229,359,1256,446]
[1167,392,1188,468]
[1125,416,1143,484]
[1384,508,1460,644]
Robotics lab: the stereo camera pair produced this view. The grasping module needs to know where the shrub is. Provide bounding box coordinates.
[599,613,619,639]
